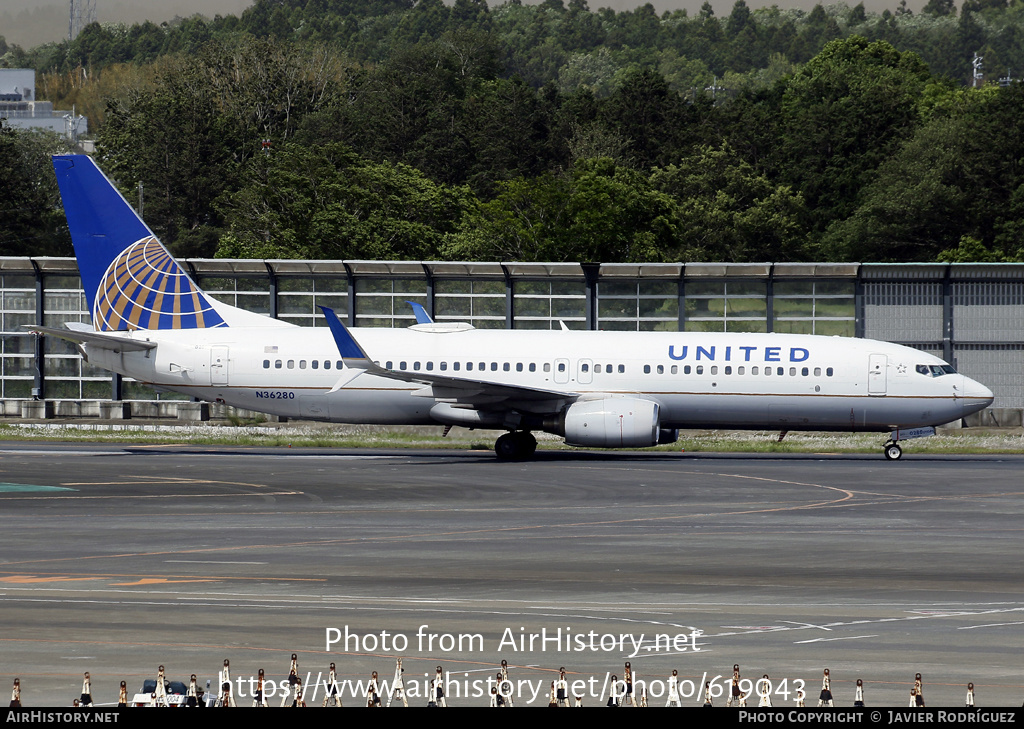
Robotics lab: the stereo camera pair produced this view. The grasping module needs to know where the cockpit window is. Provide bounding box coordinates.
[917,363,958,377]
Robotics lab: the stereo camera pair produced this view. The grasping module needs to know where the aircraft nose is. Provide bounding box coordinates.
[961,376,994,410]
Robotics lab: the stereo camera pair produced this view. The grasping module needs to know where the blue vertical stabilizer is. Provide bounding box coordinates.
[52,155,225,331]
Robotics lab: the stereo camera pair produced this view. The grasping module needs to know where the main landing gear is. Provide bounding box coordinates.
[494,430,537,460]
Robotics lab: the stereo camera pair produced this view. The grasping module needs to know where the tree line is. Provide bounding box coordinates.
[2,1,1024,263]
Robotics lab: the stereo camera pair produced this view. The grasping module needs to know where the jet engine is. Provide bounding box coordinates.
[556,397,661,448]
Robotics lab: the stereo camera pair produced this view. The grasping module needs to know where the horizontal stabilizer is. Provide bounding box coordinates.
[23,324,157,352]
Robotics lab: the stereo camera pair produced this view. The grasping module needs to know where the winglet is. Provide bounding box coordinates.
[319,306,373,367]
[406,301,433,324]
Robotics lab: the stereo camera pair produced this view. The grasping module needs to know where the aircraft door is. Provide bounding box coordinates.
[211,346,229,386]
[577,359,593,384]
[868,354,887,395]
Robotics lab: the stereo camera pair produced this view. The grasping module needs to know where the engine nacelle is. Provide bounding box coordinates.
[561,398,661,448]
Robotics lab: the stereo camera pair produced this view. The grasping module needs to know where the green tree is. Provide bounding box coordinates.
[922,0,956,16]
[217,142,474,260]
[824,84,1024,262]
[726,0,753,38]
[600,67,683,169]
[558,47,620,96]
[652,144,807,261]
[0,122,74,257]
[444,158,678,262]
[98,56,233,256]
[773,36,933,236]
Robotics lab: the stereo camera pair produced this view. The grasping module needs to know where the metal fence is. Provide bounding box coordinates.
[1,258,1021,412]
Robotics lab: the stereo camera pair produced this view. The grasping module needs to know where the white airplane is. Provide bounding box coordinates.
[35,155,993,460]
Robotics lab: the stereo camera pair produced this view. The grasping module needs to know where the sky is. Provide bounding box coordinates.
[2,0,936,50]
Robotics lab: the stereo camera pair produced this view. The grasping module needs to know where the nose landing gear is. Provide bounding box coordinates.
[883,425,937,460]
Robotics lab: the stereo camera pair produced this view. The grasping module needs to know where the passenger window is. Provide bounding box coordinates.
[336,361,342,369]
[454,362,460,371]
[426,362,433,371]
[324,361,331,370]
[751,366,758,375]
[765,367,771,376]
[724,366,732,375]
[275,360,282,369]
[313,360,320,370]
[684,365,691,374]
[814,367,821,376]
[400,361,407,370]
[801,367,808,376]
[287,360,294,369]
[644,365,651,374]
[299,360,306,369]
[413,362,421,371]
[738,366,745,375]
[595,364,602,373]
[618,365,625,373]
[789,367,796,376]
[263,360,270,369]
[516,363,523,372]
[440,362,447,371]
[710,366,718,375]
[467,362,473,371]
[544,363,551,373]
[826,367,834,377]
[657,365,664,374]
[491,362,498,371]
[479,362,485,370]
[777,367,784,376]
[696,365,704,375]
[582,363,590,373]
[529,363,536,372]
[671,365,677,375]
[558,363,566,373]
[503,363,510,372]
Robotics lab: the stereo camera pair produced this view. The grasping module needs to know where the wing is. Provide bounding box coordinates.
[319,306,576,412]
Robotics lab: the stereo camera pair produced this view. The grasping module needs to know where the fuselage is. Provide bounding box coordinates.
[83,326,993,433]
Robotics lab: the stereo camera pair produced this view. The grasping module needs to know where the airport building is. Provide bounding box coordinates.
[0,258,1020,424]
[0,69,88,138]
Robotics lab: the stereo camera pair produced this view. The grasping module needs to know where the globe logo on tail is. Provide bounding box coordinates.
[93,237,226,331]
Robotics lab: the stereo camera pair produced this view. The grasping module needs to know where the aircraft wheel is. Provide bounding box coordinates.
[517,431,537,458]
[884,443,902,461]
[495,431,537,460]
[495,432,521,460]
